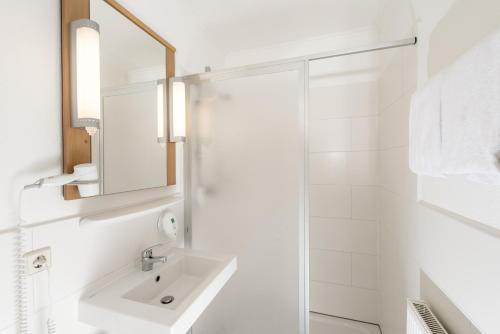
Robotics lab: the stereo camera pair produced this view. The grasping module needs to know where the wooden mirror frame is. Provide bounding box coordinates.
[61,0,177,200]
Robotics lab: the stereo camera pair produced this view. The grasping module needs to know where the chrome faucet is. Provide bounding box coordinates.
[141,245,167,272]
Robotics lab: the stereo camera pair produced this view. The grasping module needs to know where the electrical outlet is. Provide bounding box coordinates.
[23,247,51,275]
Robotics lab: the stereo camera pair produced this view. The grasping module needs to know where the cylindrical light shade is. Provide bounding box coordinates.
[157,80,166,145]
[169,79,186,141]
[70,19,101,136]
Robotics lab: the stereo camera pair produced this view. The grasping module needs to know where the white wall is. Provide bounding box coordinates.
[224,26,378,67]
[309,79,380,324]
[0,1,223,333]
[378,1,500,333]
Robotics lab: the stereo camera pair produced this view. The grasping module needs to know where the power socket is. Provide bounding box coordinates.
[23,247,51,275]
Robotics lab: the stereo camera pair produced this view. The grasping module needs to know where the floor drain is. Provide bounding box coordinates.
[160,296,174,305]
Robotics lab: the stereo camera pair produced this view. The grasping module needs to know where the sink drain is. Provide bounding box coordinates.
[160,296,174,305]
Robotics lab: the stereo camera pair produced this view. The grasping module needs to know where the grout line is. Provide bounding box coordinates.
[309,150,379,154]
[379,185,416,201]
[309,184,379,192]
[310,114,380,121]
[348,118,353,152]
[349,252,353,286]
[309,183,379,186]
[378,87,413,114]
[309,149,379,154]
[350,148,380,153]
[351,185,379,189]
[310,312,382,333]
[309,215,378,223]
[379,97,401,113]
[310,279,379,292]
[310,248,378,257]
[349,184,353,220]
[378,144,408,151]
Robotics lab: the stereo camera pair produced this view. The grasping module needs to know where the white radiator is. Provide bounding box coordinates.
[407,300,449,334]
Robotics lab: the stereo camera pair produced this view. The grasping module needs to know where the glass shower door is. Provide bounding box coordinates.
[185,62,307,334]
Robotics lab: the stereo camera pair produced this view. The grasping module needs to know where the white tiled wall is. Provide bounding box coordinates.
[310,218,378,254]
[377,47,421,334]
[310,119,351,152]
[310,82,378,120]
[310,185,352,218]
[352,254,378,290]
[310,250,351,285]
[309,81,379,324]
[351,117,378,151]
[310,281,379,323]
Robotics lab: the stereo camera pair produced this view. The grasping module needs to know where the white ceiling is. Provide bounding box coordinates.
[181,0,381,52]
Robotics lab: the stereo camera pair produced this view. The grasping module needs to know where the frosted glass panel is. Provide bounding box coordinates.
[188,65,306,334]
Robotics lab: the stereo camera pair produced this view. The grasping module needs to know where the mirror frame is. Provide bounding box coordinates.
[61,0,177,200]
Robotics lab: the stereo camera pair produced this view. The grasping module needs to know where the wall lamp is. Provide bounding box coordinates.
[168,78,186,142]
[157,79,167,146]
[70,19,101,136]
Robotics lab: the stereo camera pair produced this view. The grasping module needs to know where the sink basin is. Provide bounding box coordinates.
[79,248,237,334]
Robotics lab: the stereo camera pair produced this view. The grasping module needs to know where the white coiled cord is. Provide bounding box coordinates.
[14,225,29,334]
[14,188,30,334]
[15,186,57,334]
[46,268,56,334]
[46,318,56,334]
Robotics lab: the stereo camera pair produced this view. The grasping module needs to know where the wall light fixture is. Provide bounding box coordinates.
[70,19,101,136]
[168,78,186,142]
[157,79,167,146]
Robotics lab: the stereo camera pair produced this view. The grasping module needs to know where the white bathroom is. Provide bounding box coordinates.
[1,1,500,334]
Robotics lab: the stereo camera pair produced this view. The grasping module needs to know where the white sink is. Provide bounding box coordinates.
[79,248,237,334]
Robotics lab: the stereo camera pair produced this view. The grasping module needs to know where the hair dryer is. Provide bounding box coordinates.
[26,163,99,197]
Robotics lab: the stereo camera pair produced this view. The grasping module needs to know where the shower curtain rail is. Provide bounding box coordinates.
[181,37,417,81]
[307,36,417,61]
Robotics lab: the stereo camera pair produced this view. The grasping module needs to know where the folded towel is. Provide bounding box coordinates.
[409,72,445,177]
[440,29,500,184]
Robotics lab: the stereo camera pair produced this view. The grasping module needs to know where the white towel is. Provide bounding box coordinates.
[440,29,500,184]
[409,72,445,177]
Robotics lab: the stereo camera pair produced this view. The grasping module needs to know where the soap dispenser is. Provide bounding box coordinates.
[157,211,178,241]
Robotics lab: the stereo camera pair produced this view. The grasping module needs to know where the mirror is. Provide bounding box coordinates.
[90,0,167,195]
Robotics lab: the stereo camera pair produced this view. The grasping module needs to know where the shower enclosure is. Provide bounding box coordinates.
[184,62,308,334]
[181,38,416,334]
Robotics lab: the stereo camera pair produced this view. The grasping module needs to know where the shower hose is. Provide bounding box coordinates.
[15,185,56,334]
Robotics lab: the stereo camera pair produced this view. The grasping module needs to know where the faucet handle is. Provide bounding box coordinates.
[142,244,163,258]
